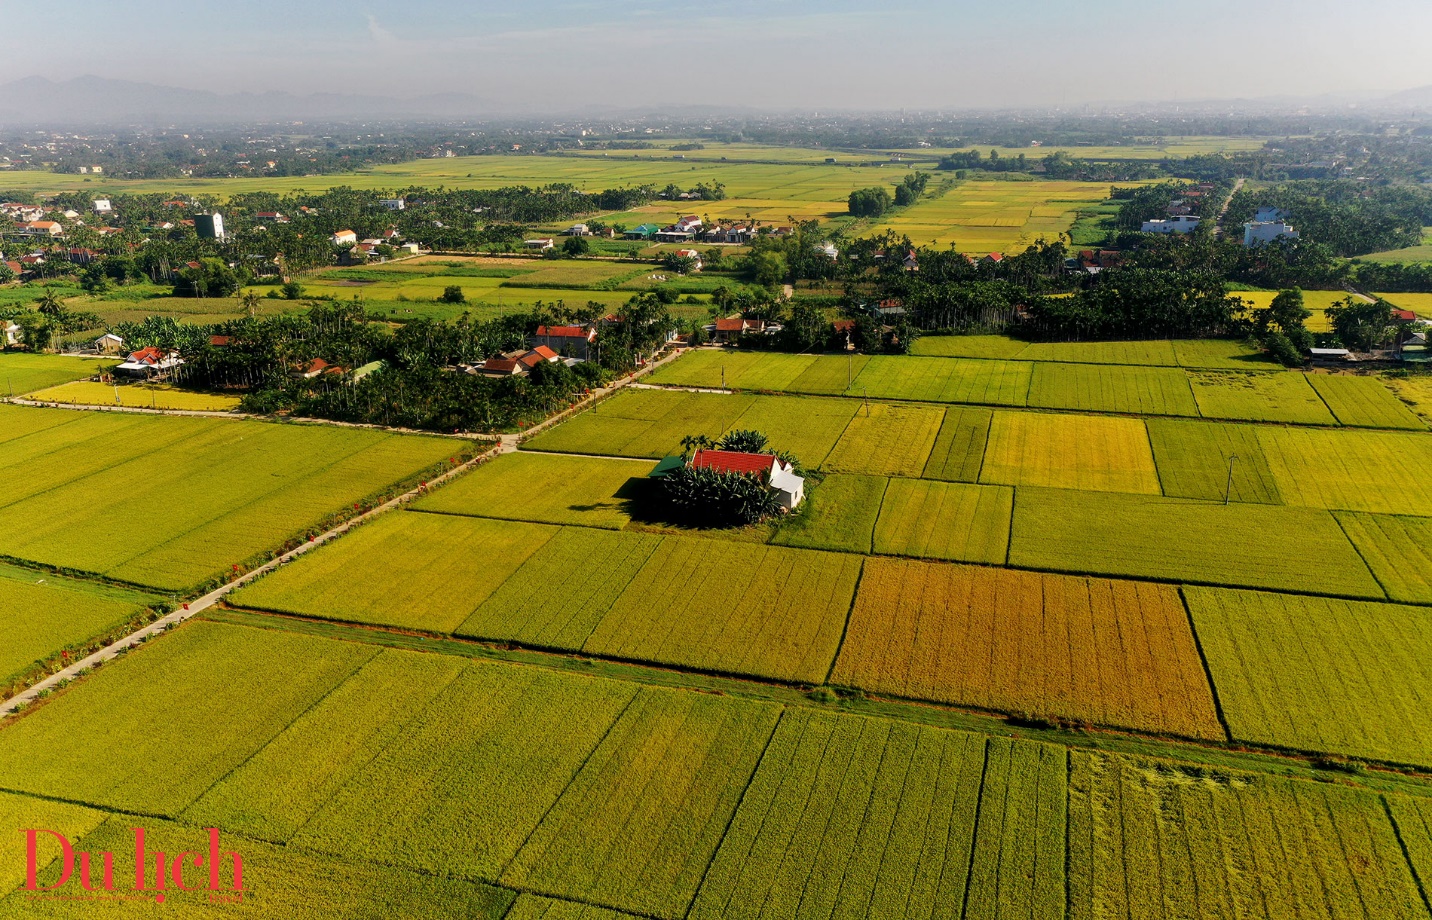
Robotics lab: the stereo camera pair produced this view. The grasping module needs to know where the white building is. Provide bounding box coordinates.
[380,198,406,210]
[1243,221,1299,247]
[1142,216,1201,234]
[92,199,112,213]
[524,238,554,251]
[331,229,358,245]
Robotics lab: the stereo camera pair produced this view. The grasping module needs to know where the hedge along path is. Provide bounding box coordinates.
[1335,512,1432,604]
[1307,374,1428,430]
[502,688,783,920]
[182,647,470,842]
[688,709,1066,920]
[832,558,1224,740]
[851,354,1033,406]
[231,512,558,634]
[769,473,887,555]
[872,479,1013,564]
[1068,751,1428,920]
[410,451,655,530]
[1146,418,1283,504]
[1185,586,1432,767]
[1258,426,1432,516]
[979,410,1161,494]
[823,402,945,477]
[1189,370,1338,425]
[922,406,993,482]
[0,437,492,718]
[1008,487,1385,599]
[582,537,863,684]
[288,660,638,883]
[1026,362,1200,416]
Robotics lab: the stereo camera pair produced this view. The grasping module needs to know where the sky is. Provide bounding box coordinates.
[5,0,1432,111]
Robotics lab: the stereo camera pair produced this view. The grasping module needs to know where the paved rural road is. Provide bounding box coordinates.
[0,344,688,718]
[1214,177,1247,239]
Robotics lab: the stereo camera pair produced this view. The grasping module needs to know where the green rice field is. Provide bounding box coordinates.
[0,353,114,396]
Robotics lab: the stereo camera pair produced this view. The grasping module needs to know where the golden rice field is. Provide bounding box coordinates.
[822,403,944,476]
[832,559,1223,739]
[867,180,1121,252]
[871,479,1013,564]
[979,411,1161,493]
[27,380,243,411]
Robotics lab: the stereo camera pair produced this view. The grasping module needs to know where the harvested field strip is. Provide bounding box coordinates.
[0,620,376,816]
[232,512,556,633]
[458,528,664,649]
[980,410,1161,494]
[1026,362,1199,416]
[0,564,161,687]
[1069,751,1428,920]
[852,355,1032,406]
[1189,370,1337,425]
[1186,586,1432,767]
[922,406,992,482]
[1015,340,1178,366]
[412,452,653,529]
[689,710,1066,920]
[1147,418,1282,504]
[183,648,469,842]
[1336,512,1432,604]
[584,538,862,683]
[1308,374,1427,430]
[832,558,1223,739]
[872,479,1013,564]
[1259,426,1432,516]
[823,403,944,476]
[769,473,886,554]
[1008,488,1384,598]
[290,660,637,882]
[727,394,858,466]
[502,688,783,919]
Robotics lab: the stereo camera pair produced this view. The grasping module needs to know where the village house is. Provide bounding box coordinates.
[564,223,590,236]
[524,238,555,251]
[688,449,805,510]
[21,220,63,237]
[1243,220,1299,247]
[92,199,112,213]
[2,321,21,347]
[116,346,183,378]
[95,333,124,354]
[711,317,766,344]
[331,229,358,245]
[624,223,661,240]
[529,323,596,360]
[476,345,561,377]
[674,248,703,271]
[1142,216,1201,234]
[255,211,289,223]
[380,198,406,211]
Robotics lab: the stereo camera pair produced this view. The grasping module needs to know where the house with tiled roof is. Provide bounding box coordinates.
[529,324,596,360]
[687,449,805,510]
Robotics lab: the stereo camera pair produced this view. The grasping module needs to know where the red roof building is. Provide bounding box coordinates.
[209,335,233,347]
[128,346,165,365]
[690,450,779,476]
[1392,309,1417,323]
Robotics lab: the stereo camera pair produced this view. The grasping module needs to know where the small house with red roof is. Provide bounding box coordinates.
[529,323,596,360]
[687,449,805,509]
[711,317,765,344]
[117,346,183,377]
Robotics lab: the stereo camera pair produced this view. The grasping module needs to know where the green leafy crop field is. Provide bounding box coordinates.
[1015,339,1179,366]
[1186,586,1432,766]
[833,559,1222,738]
[0,405,457,591]
[922,406,993,481]
[770,473,887,554]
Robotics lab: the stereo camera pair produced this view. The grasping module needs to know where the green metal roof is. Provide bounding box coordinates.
[648,455,686,478]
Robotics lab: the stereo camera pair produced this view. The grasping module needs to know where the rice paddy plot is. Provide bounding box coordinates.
[1026,362,1199,416]
[852,355,1032,406]
[689,710,1066,920]
[909,335,1031,359]
[872,479,1013,564]
[1258,426,1432,516]
[980,410,1161,493]
[1234,290,1341,333]
[1376,291,1432,317]
[922,406,993,482]
[0,789,106,895]
[1009,488,1384,598]
[645,349,778,389]
[27,380,243,411]
[0,352,114,396]
[412,452,654,529]
[769,473,887,554]
[1171,338,1277,370]
[1014,340,1178,366]
[523,389,750,457]
[1186,586,1432,766]
[0,405,457,591]
[1387,375,1432,424]
[1386,795,1432,899]
[1146,418,1283,504]
[823,403,944,477]
[833,559,1222,738]
[583,538,862,683]
[502,689,783,920]
[459,528,662,650]
[290,660,637,882]
[1189,370,1337,425]
[183,648,469,842]
[867,179,1116,252]
[1307,374,1427,430]
[231,512,556,633]
[1335,512,1432,604]
[0,621,376,816]
[1069,751,1427,920]
[0,815,517,919]
[0,564,160,688]
[726,394,858,466]
[506,896,643,920]
[787,354,869,395]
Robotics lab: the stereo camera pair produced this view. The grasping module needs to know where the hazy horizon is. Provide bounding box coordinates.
[7,0,1432,112]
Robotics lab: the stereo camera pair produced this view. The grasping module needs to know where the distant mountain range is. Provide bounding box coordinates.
[0,76,508,124]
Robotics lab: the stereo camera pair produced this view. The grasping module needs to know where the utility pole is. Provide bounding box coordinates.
[847,352,852,390]
[1224,454,1238,505]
